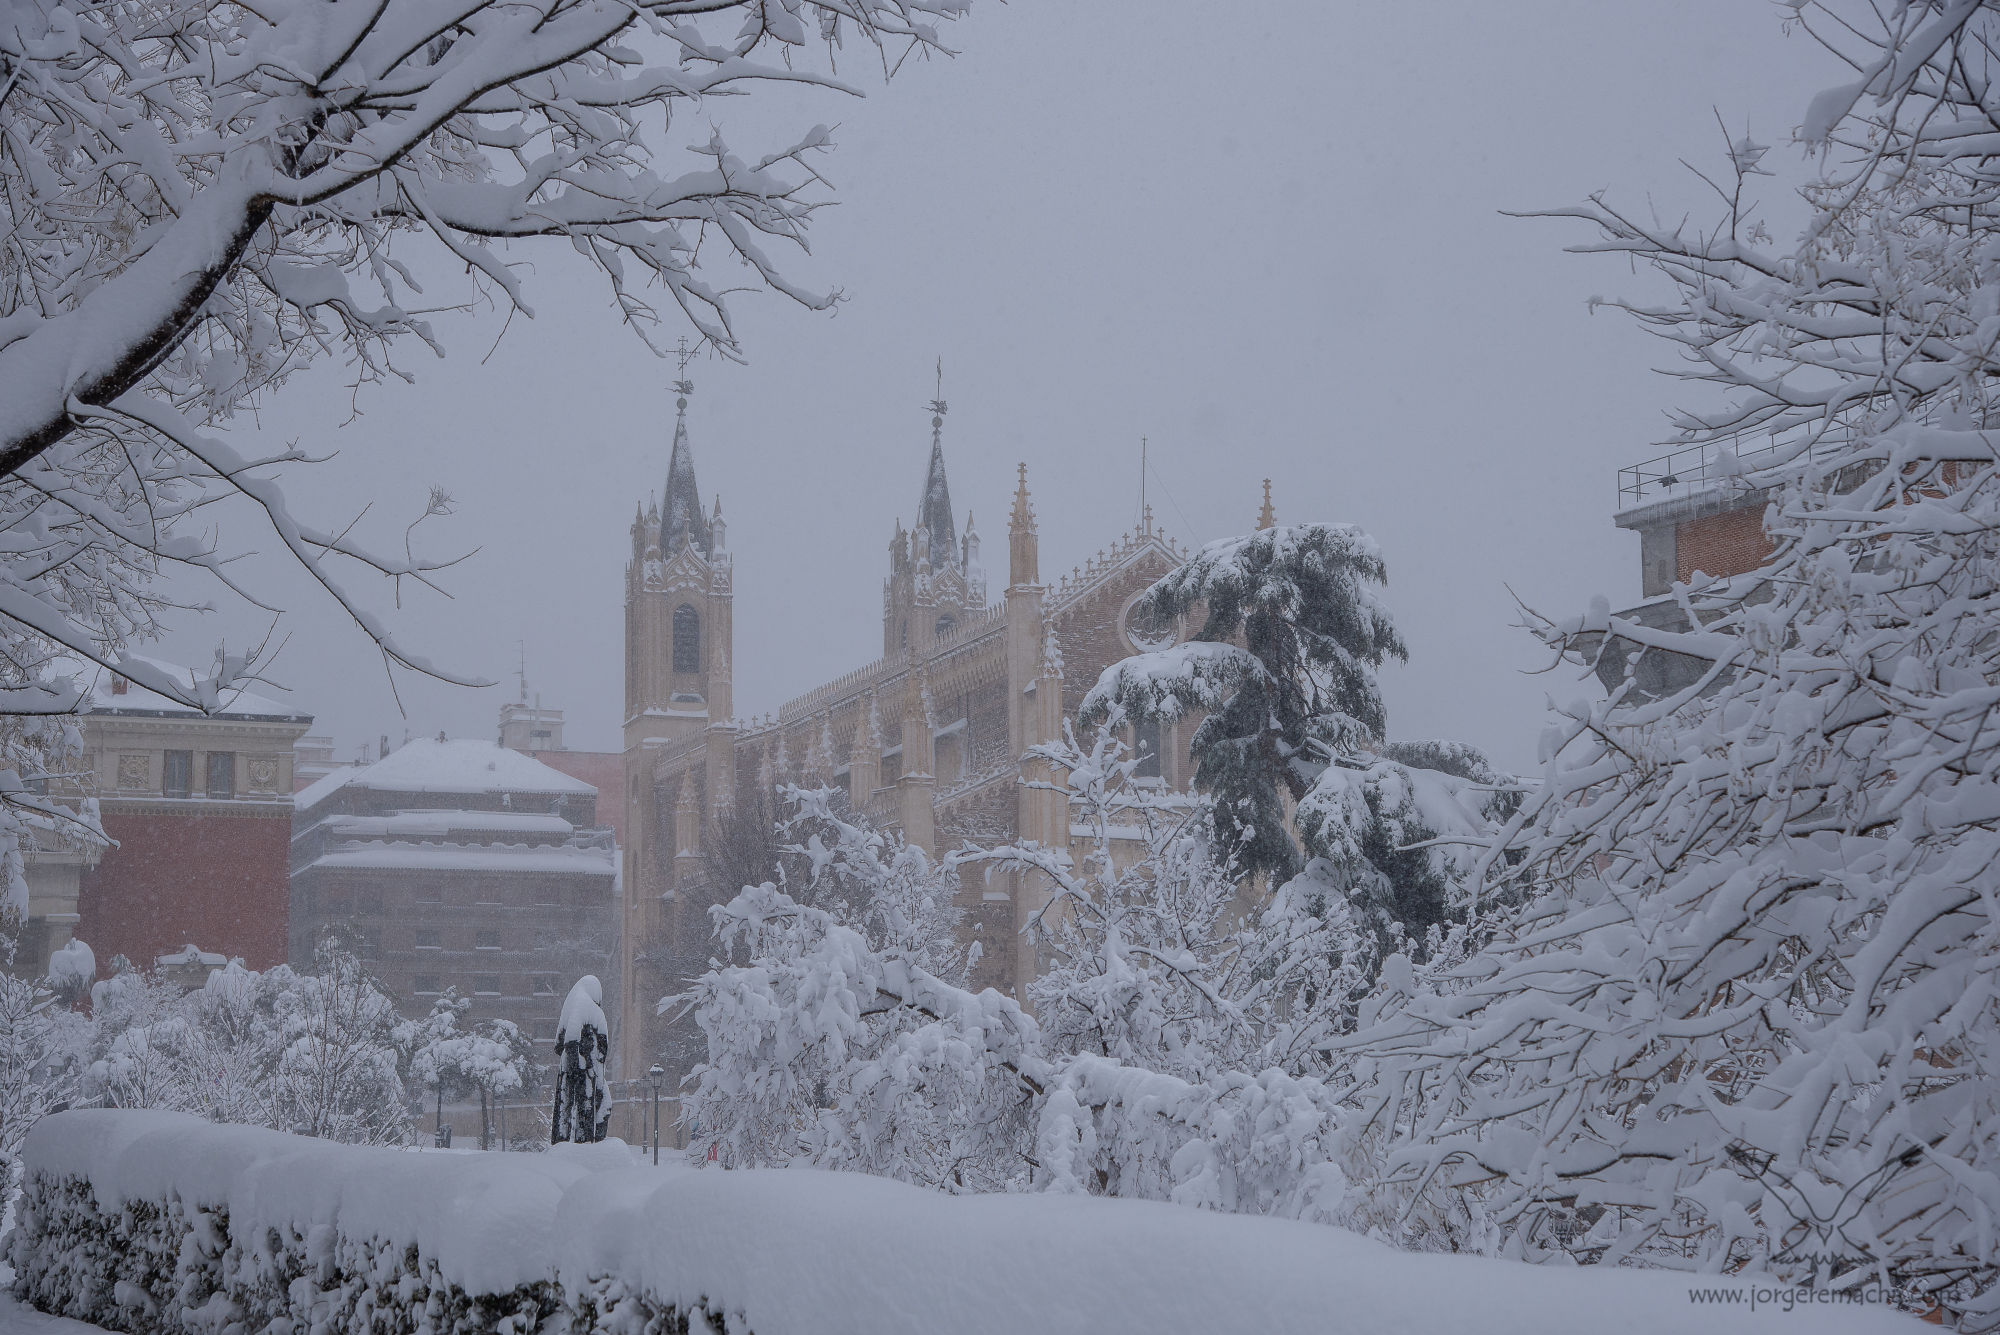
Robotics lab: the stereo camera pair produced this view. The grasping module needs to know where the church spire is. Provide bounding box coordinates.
[1256,478,1277,531]
[916,360,957,566]
[662,346,710,556]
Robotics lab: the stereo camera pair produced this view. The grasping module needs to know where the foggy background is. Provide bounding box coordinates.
[153,1,1831,771]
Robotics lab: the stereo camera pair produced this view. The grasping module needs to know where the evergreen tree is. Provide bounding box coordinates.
[1084,526,1511,962]
[1085,525,1407,882]
[551,976,610,1145]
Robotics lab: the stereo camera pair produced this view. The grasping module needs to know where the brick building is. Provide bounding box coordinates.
[1597,444,1781,697]
[17,656,314,982]
[289,737,618,1048]
[617,384,1231,1077]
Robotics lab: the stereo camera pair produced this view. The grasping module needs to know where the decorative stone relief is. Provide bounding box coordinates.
[247,756,280,793]
[117,753,148,791]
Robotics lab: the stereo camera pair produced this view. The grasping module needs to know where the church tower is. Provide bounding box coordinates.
[624,380,732,757]
[619,370,735,1075]
[883,375,985,658]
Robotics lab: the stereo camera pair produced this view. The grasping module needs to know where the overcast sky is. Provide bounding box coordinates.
[158,1,1834,771]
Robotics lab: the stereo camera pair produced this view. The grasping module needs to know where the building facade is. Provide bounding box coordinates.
[290,737,618,1047]
[1594,442,1781,697]
[617,391,1207,1077]
[17,657,314,982]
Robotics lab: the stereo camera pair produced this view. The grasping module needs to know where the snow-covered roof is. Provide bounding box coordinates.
[315,810,575,840]
[301,843,616,876]
[57,653,308,722]
[295,738,596,811]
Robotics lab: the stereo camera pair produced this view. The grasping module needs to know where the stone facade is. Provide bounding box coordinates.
[616,394,1201,1078]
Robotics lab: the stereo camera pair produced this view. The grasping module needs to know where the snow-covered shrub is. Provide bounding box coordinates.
[11,1108,1909,1335]
[72,946,420,1143]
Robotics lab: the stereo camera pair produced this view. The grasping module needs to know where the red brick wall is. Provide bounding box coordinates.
[76,805,293,975]
[1676,505,1774,583]
[531,750,625,847]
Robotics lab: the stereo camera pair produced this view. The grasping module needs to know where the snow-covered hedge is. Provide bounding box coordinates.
[9,1110,1916,1335]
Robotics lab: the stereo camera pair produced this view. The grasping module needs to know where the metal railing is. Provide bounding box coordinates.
[1617,439,1787,509]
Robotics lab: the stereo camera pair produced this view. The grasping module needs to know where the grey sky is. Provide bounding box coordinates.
[161,0,1831,771]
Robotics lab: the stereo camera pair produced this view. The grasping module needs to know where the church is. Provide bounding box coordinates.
[616,385,1215,1077]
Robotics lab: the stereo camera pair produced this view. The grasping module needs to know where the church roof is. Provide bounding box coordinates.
[916,429,956,563]
[662,413,710,557]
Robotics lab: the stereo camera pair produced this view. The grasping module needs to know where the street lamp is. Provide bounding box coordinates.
[647,1063,665,1166]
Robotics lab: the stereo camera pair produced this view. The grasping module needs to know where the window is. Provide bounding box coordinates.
[935,614,956,639]
[413,975,441,995]
[205,751,234,799]
[356,892,382,916]
[162,750,192,798]
[672,603,700,673]
[531,974,558,996]
[475,930,501,951]
[413,929,441,950]
[1134,717,1163,780]
[473,975,501,996]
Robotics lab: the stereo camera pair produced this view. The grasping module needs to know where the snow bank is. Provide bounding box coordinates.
[12,1110,1918,1335]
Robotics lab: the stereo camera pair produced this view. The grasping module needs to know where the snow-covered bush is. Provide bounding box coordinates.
[9,1108,1915,1335]
[69,946,428,1144]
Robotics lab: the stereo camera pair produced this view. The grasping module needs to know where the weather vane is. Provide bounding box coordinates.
[927,356,947,425]
[672,336,695,410]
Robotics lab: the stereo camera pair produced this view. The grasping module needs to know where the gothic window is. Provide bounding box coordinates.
[1134,717,1163,780]
[935,614,957,639]
[672,603,700,673]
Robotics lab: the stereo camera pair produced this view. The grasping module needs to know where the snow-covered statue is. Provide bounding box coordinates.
[550,975,611,1144]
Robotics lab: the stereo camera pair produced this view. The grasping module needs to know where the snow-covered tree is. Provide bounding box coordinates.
[781,786,968,978]
[401,989,472,1141]
[1336,3,2000,1321]
[0,968,82,1209]
[1085,525,1407,883]
[551,975,611,1144]
[673,881,1042,1187]
[260,947,409,1143]
[0,0,973,944]
[1084,529,1514,973]
[453,1018,538,1149]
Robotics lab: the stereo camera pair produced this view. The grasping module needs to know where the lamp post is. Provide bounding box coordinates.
[647,1063,665,1166]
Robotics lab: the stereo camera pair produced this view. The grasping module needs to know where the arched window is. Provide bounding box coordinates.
[672,604,701,674]
[935,614,957,640]
[1134,716,1163,780]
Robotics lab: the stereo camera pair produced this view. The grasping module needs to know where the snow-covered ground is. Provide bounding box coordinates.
[0,1290,110,1335]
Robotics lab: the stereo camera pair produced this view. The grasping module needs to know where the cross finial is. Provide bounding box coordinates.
[672,336,695,412]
